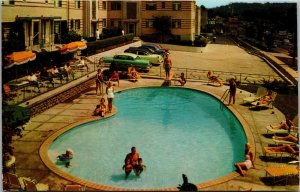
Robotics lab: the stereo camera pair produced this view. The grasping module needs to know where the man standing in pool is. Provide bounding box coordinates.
[124,147,139,174]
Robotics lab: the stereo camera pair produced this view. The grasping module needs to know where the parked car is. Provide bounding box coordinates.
[102,53,151,72]
[143,43,170,52]
[124,48,164,66]
[139,45,167,57]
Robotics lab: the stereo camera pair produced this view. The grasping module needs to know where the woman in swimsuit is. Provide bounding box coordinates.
[106,82,114,113]
[234,143,255,176]
[207,71,223,86]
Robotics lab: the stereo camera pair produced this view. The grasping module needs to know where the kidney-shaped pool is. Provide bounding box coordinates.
[45,87,247,189]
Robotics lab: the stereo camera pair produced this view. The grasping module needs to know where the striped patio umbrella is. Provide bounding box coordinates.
[60,41,87,54]
[4,51,36,69]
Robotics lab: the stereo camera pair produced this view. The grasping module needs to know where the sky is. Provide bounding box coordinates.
[196,0,297,8]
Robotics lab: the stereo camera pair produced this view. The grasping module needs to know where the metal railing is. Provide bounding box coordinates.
[5,55,287,105]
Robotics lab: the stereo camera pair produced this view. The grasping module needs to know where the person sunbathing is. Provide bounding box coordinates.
[266,144,298,155]
[273,134,299,143]
[255,90,273,105]
[109,71,119,86]
[270,114,297,131]
[207,71,223,86]
[128,65,141,81]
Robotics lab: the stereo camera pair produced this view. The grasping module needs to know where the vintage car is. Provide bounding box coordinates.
[102,53,151,72]
[124,47,164,66]
[139,45,167,56]
[143,43,170,52]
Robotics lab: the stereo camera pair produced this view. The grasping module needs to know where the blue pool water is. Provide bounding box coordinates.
[48,87,247,189]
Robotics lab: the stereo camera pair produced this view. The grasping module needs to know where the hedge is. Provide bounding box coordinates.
[82,34,134,56]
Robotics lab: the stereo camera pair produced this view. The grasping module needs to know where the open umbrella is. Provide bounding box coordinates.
[60,41,87,54]
[4,51,36,69]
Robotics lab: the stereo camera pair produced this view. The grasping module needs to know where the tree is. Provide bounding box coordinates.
[153,16,172,43]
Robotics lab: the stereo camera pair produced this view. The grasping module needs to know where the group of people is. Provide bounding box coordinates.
[123,147,146,179]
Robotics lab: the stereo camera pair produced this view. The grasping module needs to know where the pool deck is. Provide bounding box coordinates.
[11,78,298,191]
[9,40,299,191]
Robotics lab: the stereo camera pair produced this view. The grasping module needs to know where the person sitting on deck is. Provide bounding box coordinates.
[177,73,186,86]
[27,72,40,91]
[128,65,141,81]
[207,71,223,86]
[234,143,255,176]
[109,71,120,86]
[99,98,107,117]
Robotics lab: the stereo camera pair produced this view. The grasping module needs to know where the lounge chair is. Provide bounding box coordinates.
[3,172,22,190]
[23,179,50,191]
[3,172,49,191]
[265,165,299,185]
[272,136,298,145]
[266,125,289,134]
[242,86,267,104]
[64,184,85,191]
[251,91,277,109]
[264,145,298,161]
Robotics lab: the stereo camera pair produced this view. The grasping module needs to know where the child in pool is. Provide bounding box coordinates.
[135,158,146,176]
[57,149,73,168]
[122,158,133,179]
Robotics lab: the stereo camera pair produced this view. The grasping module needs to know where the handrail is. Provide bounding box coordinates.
[220,89,230,110]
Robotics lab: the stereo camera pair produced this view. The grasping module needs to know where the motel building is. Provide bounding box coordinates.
[2,0,206,53]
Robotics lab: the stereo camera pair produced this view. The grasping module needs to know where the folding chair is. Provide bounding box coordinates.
[64,184,85,191]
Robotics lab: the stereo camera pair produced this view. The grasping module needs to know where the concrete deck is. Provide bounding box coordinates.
[8,39,299,191]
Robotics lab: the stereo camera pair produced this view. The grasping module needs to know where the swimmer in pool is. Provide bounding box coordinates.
[122,158,133,179]
[135,158,146,176]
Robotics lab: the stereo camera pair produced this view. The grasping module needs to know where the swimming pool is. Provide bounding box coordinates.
[46,87,247,189]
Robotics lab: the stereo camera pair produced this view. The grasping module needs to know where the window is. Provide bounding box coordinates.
[110,20,114,27]
[172,2,181,11]
[161,2,165,9]
[103,19,107,28]
[2,0,15,5]
[102,1,106,9]
[146,20,154,28]
[111,1,121,10]
[75,0,80,8]
[75,20,80,30]
[54,0,62,7]
[172,20,181,28]
[146,2,156,10]
[70,20,74,30]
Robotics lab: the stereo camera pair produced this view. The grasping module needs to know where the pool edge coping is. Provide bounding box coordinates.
[39,86,254,191]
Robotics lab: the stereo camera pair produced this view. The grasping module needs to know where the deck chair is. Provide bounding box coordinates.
[243,86,267,104]
[64,184,85,191]
[3,172,22,190]
[23,179,50,191]
[265,165,299,185]
[251,91,277,109]
[264,145,298,161]
[272,135,298,145]
[266,125,289,134]
[266,115,299,135]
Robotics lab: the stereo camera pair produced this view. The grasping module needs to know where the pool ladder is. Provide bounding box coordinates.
[220,89,230,110]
